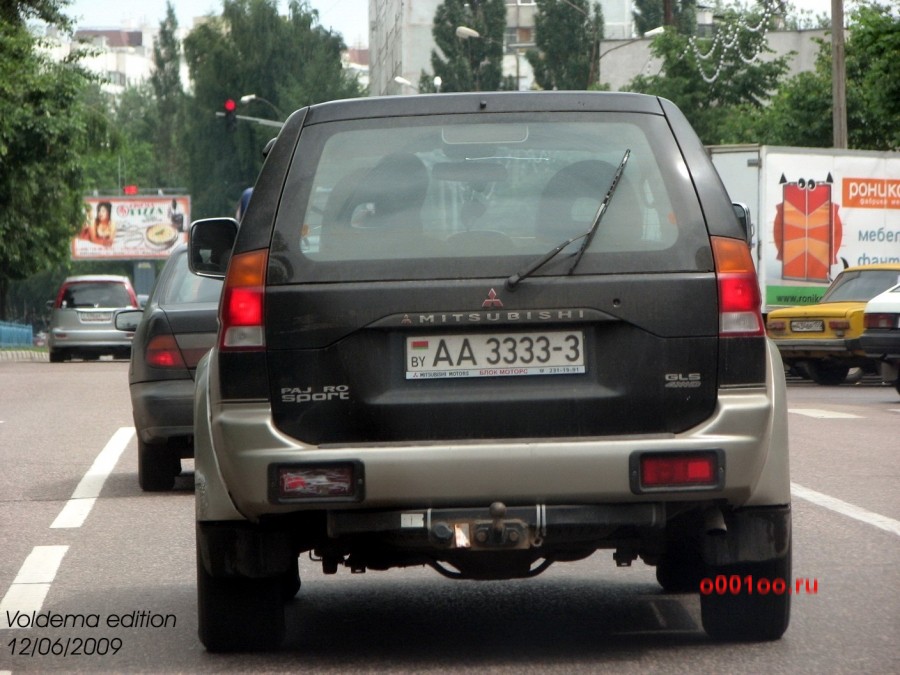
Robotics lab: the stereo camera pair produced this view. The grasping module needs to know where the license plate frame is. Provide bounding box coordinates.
[79,312,113,323]
[406,331,586,380]
[790,320,824,333]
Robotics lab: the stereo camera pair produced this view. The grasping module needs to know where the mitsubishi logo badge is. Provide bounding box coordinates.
[481,288,503,308]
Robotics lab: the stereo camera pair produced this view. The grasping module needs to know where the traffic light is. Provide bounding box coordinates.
[224,98,237,131]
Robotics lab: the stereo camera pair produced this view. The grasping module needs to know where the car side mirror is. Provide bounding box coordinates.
[189,218,239,278]
[732,202,753,245]
[114,308,143,332]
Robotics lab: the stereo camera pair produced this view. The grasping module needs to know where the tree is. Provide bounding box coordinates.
[0,17,96,320]
[150,2,186,189]
[625,7,790,144]
[526,0,605,91]
[419,0,508,93]
[742,1,899,151]
[181,0,364,217]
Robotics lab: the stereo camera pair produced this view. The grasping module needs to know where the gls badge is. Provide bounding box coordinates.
[664,373,701,389]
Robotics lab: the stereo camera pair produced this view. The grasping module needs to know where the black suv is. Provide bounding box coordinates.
[190,92,791,651]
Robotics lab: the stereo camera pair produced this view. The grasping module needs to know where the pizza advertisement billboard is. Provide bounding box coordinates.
[72,196,191,260]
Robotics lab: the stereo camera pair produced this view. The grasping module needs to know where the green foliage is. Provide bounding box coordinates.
[150,2,186,188]
[625,7,790,144]
[1,0,72,28]
[181,0,365,217]
[747,1,900,151]
[0,20,96,318]
[421,0,508,92]
[526,0,604,91]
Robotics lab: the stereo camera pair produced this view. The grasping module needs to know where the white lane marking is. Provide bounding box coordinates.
[0,545,69,629]
[791,482,900,537]
[51,426,134,529]
[789,408,862,419]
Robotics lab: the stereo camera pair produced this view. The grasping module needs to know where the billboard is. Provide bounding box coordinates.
[72,196,190,260]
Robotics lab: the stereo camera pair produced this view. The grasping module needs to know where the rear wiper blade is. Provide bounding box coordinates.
[506,149,631,290]
[567,148,630,275]
[505,231,591,290]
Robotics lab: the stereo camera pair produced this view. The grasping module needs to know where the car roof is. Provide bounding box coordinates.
[301,91,666,125]
[61,274,132,284]
[839,263,900,274]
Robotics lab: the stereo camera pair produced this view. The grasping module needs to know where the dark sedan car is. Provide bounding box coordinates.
[116,246,223,490]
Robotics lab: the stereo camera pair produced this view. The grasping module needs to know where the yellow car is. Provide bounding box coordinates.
[767,263,900,385]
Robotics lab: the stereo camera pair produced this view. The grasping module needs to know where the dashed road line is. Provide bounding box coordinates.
[51,427,134,529]
[0,428,134,630]
[1,546,69,629]
[789,408,862,419]
[791,482,900,537]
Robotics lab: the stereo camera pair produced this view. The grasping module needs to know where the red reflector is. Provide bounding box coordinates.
[146,334,186,368]
[277,465,357,500]
[640,453,718,488]
[828,320,850,330]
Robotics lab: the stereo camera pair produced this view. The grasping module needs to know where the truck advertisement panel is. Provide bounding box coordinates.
[711,146,900,312]
[72,196,190,260]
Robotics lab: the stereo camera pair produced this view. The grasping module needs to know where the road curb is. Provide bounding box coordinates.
[0,349,49,362]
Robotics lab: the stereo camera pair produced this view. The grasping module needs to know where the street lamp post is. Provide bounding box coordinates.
[239,94,283,120]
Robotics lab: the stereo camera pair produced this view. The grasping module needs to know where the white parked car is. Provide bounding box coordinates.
[860,282,900,394]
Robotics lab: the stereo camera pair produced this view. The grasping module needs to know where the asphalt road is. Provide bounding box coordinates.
[0,358,898,673]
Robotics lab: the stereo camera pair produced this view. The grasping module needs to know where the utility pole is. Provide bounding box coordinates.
[832,0,847,148]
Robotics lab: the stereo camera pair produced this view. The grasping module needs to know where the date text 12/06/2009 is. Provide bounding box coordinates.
[700,576,819,596]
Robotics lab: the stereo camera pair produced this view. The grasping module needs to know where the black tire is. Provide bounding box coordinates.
[701,544,791,642]
[137,439,179,491]
[197,550,285,652]
[281,558,301,601]
[806,360,850,386]
[49,349,65,363]
[894,376,900,396]
[656,538,704,593]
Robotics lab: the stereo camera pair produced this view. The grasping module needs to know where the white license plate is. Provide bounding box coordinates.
[80,312,112,323]
[791,320,824,332]
[406,331,586,379]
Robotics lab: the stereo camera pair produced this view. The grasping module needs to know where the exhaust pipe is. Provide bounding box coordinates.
[704,507,727,536]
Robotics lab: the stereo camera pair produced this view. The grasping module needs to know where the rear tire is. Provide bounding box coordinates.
[49,349,65,363]
[197,550,285,652]
[700,544,791,641]
[806,360,850,386]
[138,439,179,491]
[656,538,704,593]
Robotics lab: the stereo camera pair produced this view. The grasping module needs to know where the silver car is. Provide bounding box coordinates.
[48,274,139,362]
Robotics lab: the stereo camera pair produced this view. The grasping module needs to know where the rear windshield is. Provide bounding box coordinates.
[822,270,900,303]
[160,253,223,305]
[271,112,710,283]
[60,282,131,308]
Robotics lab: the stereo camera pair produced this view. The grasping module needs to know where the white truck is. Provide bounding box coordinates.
[709,145,900,315]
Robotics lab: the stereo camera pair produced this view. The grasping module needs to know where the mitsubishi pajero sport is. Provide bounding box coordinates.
[189,92,791,650]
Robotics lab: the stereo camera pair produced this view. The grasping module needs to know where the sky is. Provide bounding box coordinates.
[67,0,370,47]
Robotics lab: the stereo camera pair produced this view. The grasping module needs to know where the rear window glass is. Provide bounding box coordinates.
[823,270,900,303]
[161,253,223,305]
[60,282,131,308]
[272,112,709,282]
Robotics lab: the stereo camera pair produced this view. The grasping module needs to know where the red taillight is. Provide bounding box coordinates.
[828,320,850,330]
[640,453,719,488]
[711,237,764,337]
[220,249,268,351]
[146,334,186,369]
[865,313,898,329]
[767,320,786,331]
